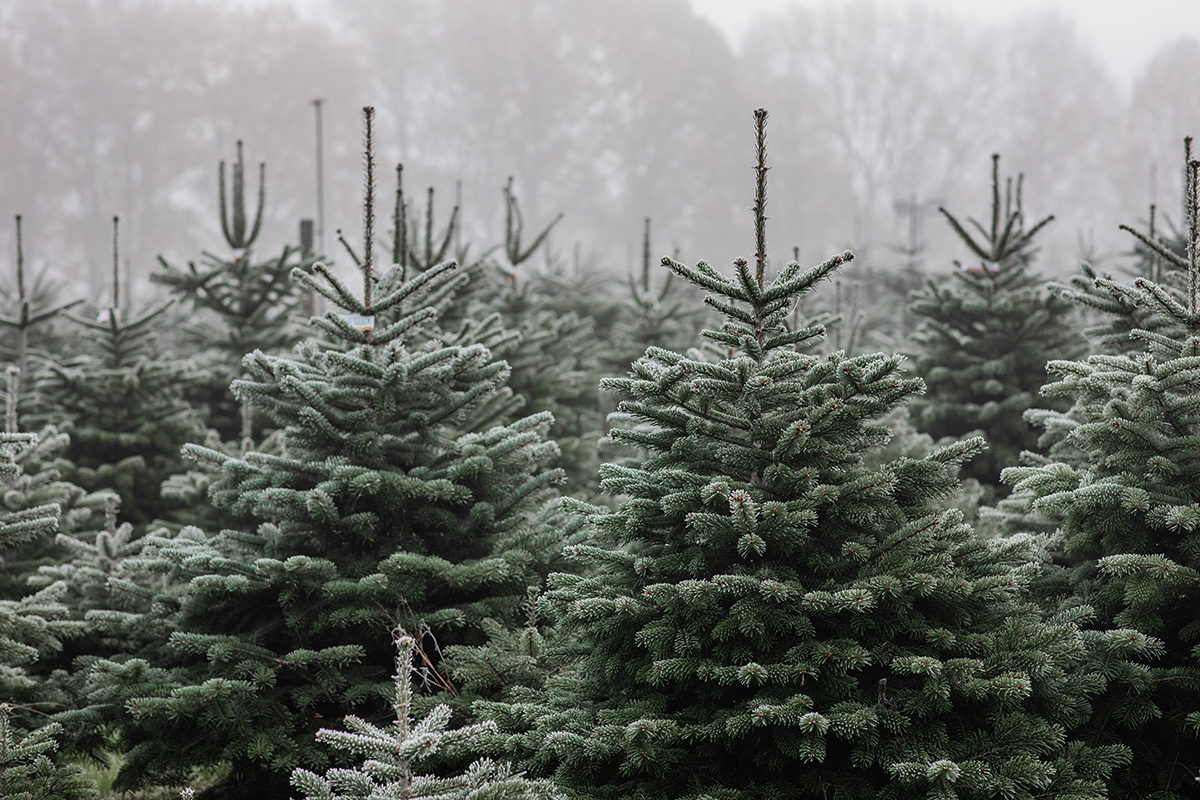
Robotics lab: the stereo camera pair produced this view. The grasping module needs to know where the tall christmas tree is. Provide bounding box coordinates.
[482,111,1121,800]
[908,155,1081,494]
[1003,138,1200,799]
[79,108,568,799]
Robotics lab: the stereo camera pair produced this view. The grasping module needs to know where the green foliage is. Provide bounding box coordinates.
[0,381,113,598]
[483,112,1116,800]
[34,299,206,527]
[0,706,97,800]
[908,154,1082,493]
[292,629,557,800]
[1001,140,1200,799]
[0,432,97,799]
[78,111,570,799]
[152,141,309,442]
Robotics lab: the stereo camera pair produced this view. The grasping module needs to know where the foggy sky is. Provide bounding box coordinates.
[693,0,1200,86]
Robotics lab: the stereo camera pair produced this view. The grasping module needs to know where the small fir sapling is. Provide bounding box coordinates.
[1002,138,1200,800]
[291,629,558,800]
[480,110,1121,800]
[79,107,569,799]
[907,154,1082,495]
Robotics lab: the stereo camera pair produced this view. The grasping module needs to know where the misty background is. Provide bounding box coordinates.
[1,0,1198,304]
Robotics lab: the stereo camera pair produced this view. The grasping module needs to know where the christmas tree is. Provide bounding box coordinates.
[291,628,557,800]
[482,111,1121,800]
[153,141,310,441]
[0,430,97,800]
[0,367,113,598]
[79,108,568,799]
[908,155,1081,494]
[609,217,701,372]
[0,216,82,407]
[1002,138,1200,799]
[33,218,206,528]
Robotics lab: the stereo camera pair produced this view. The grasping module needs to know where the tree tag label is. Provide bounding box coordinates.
[339,313,375,331]
[96,308,120,323]
[960,260,999,273]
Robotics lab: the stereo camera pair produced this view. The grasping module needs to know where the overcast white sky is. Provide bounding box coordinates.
[691,0,1200,85]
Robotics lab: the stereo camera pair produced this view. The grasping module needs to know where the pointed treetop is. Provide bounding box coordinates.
[362,107,377,310]
[111,215,120,311]
[218,139,266,252]
[655,109,849,362]
[641,216,652,293]
[753,108,769,290]
[939,153,1054,269]
[1119,137,1200,320]
[14,214,24,301]
[503,176,562,268]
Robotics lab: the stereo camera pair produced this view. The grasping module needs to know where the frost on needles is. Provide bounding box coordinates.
[482,109,1126,800]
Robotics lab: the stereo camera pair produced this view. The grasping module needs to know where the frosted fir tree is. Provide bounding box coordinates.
[0,432,96,800]
[1051,179,1196,361]
[153,141,310,440]
[1002,139,1200,800]
[908,155,1081,495]
[482,111,1123,800]
[0,216,82,404]
[291,629,557,800]
[470,178,604,495]
[609,217,700,372]
[34,218,206,528]
[0,367,113,599]
[80,108,568,800]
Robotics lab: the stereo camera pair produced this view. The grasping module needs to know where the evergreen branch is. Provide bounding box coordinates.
[939,208,991,261]
[294,263,365,314]
[1118,224,1189,272]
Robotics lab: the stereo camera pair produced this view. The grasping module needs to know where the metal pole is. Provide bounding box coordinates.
[312,97,326,257]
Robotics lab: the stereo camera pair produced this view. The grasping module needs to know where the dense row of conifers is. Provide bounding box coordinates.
[1,120,1198,800]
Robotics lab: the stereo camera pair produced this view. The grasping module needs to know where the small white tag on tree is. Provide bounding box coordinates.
[339,313,375,331]
[96,308,120,323]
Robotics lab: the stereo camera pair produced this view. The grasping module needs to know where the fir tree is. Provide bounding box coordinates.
[0,706,97,800]
[153,141,309,441]
[0,368,113,598]
[79,108,568,799]
[0,216,82,404]
[1051,200,1193,360]
[609,217,701,372]
[1003,138,1200,799]
[482,111,1121,800]
[908,154,1081,494]
[0,431,97,800]
[291,628,557,800]
[33,218,207,527]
